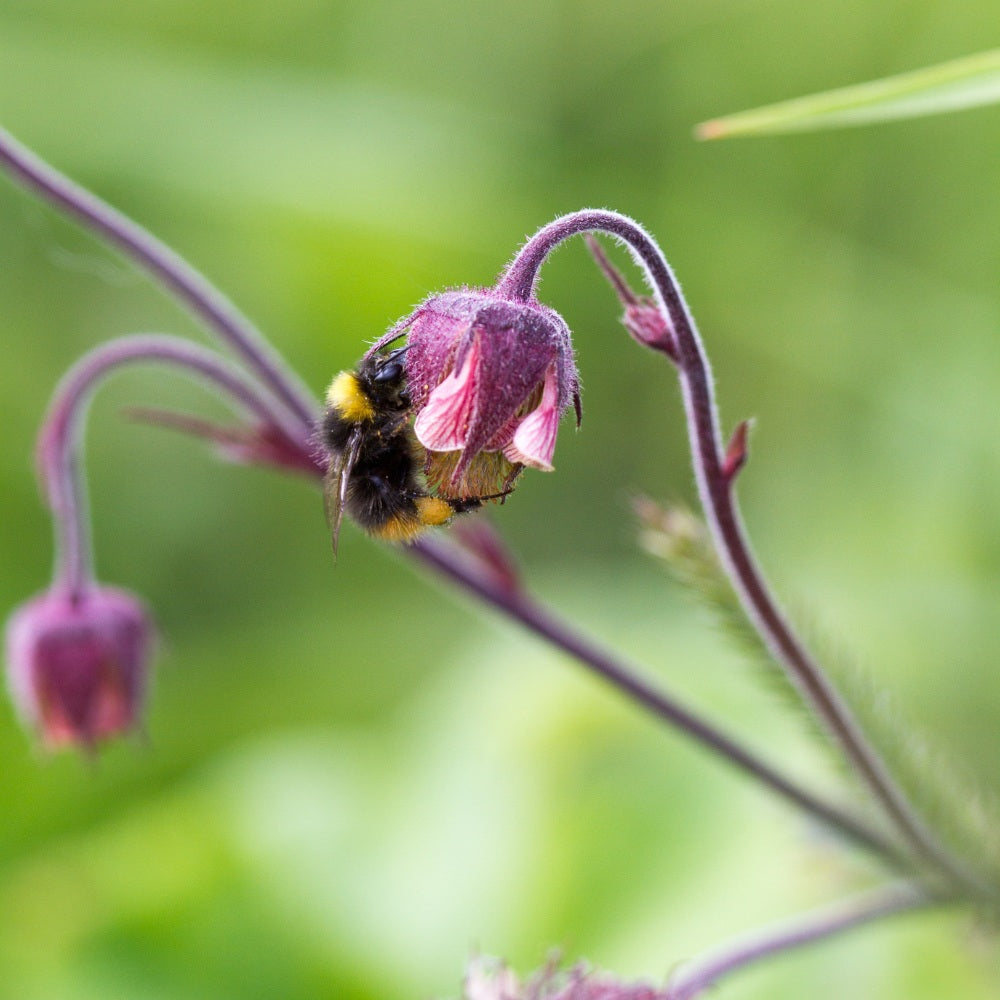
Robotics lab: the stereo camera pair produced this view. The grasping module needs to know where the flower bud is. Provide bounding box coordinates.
[5,585,154,750]
[585,234,677,360]
[404,290,581,497]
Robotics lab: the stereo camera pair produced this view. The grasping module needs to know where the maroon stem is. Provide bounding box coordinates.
[40,334,308,601]
[497,210,980,896]
[412,536,906,868]
[666,881,933,1000]
[0,125,319,430]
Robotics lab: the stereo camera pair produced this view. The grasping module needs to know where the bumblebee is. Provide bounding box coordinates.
[321,347,497,552]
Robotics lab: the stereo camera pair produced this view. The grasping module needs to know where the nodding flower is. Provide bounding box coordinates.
[397,289,581,500]
[5,584,154,751]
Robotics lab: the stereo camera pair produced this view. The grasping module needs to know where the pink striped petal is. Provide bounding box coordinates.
[413,338,481,452]
[502,366,559,471]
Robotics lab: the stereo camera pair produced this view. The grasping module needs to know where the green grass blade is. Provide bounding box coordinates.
[697,48,1000,139]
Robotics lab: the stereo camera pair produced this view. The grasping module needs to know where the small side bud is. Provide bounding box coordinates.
[722,419,751,485]
[5,585,154,751]
[586,235,677,360]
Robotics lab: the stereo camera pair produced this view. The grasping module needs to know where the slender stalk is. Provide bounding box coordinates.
[666,881,934,1000]
[496,210,977,894]
[0,124,319,429]
[39,333,307,601]
[411,536,907,869]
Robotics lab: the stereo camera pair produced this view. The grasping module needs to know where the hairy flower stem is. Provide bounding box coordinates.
[412,537,906,869]
[665,881,934,1000]
[0,125,319,429]
[39,334,305,601]
[497,210,979,896]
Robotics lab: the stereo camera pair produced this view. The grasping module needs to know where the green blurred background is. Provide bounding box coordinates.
[2,2,999,998]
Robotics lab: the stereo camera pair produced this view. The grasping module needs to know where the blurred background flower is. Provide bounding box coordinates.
[5,585,153,750]
[1,2,999,997]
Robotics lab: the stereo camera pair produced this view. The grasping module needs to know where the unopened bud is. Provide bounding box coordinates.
[5,585,154,751]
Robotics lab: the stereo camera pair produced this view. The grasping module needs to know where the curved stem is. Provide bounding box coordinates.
[497,210,978,895]
[0,124,319,429]
[411,536,908,870]
[40,333,308,600]
[666,881,934,1000]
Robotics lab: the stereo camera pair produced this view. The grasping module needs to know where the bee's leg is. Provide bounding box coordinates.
[500,463,524,499]
[377,410,413,440]
[447,482,518,514]
[409,483,516,531]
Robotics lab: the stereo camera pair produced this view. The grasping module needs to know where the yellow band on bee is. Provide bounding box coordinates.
[414,496,454,526]
[367,498,454,544]
[370,513,424,543]
[326,371,375,422]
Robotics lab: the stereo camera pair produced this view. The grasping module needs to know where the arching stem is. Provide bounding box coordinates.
[496,210,982,897]
[39,334,310,601]
[666,880,934,1000]
[412,535,907,869]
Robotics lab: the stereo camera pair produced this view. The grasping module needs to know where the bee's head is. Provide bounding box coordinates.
[359,347,410,410]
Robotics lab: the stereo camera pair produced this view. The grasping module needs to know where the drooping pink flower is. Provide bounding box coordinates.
[402,289,581,499]
[5,585,154,750]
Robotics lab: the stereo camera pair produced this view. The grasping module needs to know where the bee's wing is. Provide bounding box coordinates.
[323,427,363,557]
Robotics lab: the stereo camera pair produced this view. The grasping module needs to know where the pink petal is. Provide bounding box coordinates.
[413,337,481,452]
[502,366,560,471]
[503,413,556,471]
